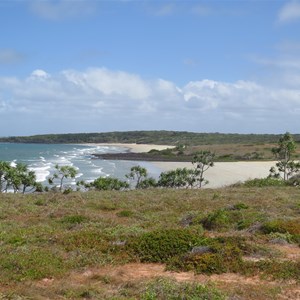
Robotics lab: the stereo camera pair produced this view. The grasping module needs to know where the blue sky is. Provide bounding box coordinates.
[1,0,300,136]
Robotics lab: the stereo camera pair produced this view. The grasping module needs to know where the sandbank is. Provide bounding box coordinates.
[86,143,174,153]
[152,161,276,188]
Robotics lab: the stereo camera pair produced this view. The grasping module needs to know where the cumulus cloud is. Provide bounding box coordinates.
[278,1,300,23]
[30,0,95,21]
[0,67,300,135]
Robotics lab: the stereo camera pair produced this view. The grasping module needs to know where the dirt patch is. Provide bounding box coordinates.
[272,244,300,261]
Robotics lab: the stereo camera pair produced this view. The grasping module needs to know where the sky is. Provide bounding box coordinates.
[1,0,300,136]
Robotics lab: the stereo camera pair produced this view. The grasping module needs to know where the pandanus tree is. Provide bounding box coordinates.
[48,164,78,192]
[0,161,40,193]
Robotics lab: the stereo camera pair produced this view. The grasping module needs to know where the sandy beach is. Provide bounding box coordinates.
[152,161,276,188]
[91,143,276,188]
[89,143,174,153]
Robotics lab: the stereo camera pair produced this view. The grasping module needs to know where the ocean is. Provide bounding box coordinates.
[0,143,162,187]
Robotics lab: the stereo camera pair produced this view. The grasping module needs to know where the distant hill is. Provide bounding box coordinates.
[0,131,299,145]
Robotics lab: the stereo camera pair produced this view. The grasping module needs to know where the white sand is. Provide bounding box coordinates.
[89,143,174,153]
[87,143,276,188]
[152,161,276,188]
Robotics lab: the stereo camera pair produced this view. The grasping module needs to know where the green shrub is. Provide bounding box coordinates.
[262,219,300,235]
[91,177,129,191]
[168,237,244,275]
[268,232,294,244]
[128,228,204,263]
[243,177,286,187]
[141,277,226,300]
[236,219,253,230]
[200,209,230,230]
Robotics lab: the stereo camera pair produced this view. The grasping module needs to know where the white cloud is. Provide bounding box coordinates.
[30,69,51,79]
[30,0,95,21]
[278,1,300,23]
[0,67,300,135]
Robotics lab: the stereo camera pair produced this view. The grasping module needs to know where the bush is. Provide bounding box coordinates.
[262,219,300,235]
[243,177,287,187]
[128,228,204,263]
[268,232,294,244]
[91,177,129,191]
[200,209,231,230]
[168,237,244,275]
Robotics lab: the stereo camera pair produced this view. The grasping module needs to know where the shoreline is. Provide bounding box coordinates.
[152,161,276,188]
[84,143,174,153]
[86,143,276,188]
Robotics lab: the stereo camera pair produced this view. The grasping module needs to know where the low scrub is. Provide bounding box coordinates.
[262,219,300,236]
[127,228,204,263]
[198,206,253,231]
[0,247,64,282]
[168,237,245,275]
[244,259,300,281]
[243,177,287,187]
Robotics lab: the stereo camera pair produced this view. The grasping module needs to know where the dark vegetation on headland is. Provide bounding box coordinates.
[2,130,300,162]
[1,130,300,145]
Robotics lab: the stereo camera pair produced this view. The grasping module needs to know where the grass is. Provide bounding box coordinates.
[0,187,299,299]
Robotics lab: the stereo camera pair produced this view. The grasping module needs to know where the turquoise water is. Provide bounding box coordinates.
[0,143,162,186]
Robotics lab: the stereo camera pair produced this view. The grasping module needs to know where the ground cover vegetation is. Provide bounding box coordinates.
[0,133,299,298]
[0,187,299,299]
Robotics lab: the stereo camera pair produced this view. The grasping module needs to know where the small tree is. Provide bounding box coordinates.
[126,165,148,189]
[0,162,40,193]
[158,168,196,189]
[91,177,129,191]
[192,151,215,187]
[269,132,300,181]
[48,164,78,192]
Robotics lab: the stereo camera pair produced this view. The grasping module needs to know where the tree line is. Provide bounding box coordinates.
[1,130,298,145]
